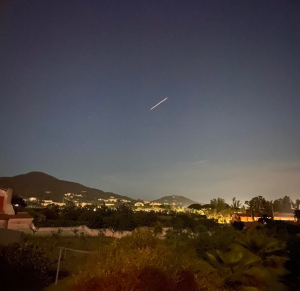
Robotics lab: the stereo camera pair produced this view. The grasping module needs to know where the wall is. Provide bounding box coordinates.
[26,226,172,238]
[30,225,132,238]
[7,218,34,230]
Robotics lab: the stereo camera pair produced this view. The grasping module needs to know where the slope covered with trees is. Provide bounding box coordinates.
[0,172,130,202]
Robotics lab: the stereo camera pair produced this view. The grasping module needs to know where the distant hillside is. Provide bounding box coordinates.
[0,172,131,202]
[152,195,200,207]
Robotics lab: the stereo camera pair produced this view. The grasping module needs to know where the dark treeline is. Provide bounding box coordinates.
[23,194,300,231]
[245,195,299,218]
[27,202,216,231]
[4,197,300,291]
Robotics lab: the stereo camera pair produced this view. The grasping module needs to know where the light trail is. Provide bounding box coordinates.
[150,97,168,110]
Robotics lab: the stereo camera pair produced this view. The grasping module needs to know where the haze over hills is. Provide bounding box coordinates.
[152,195,201,207]
[0,172,201,206]
[0,172,131,202]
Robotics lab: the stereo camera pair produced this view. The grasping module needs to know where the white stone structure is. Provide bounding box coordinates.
[0,188,15,215]
[0,188,33,231]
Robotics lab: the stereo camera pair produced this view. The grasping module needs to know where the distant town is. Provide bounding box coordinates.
[26,192,191,209]
[3,169,298,227]
[1,172,300,291]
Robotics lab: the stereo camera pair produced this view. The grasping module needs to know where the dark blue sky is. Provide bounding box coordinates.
[1,0,300,203]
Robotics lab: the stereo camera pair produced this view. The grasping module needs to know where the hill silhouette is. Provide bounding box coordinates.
[0,172,131,202]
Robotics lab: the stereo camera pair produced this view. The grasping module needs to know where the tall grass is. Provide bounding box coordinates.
[70,228,228,291]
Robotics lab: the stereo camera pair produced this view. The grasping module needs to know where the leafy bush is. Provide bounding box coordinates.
[231,221,244,231]
[153,221,163,236]
[0,242,51,291]
[118,227,158,249]
[206,228,288,291]
[194,226,236,259]
[71,267,228,291]
[283,234,300,291]
[70,228,228,291]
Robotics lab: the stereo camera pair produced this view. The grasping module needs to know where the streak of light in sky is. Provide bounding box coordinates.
[150,97,168,111]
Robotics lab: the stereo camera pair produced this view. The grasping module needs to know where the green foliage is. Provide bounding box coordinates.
[153,221,163,236]
[0,242,51,291]
[285,234,300,291]
[232,221,245,231]
[235,228,287,261]
[27,208,46,229]
[78,209,104,228]
[117,228,158,250]
[210,198,229,212]
[294,209,300,222]
[207,244,261,288]
[194,226,237,258]
[78,232,88,249]
[21,194,300,291]
[30,202,224,232]
[70,228,228,291]
[273,196,293,213]
[293,199,300,210]
[206,228,288,291]
[188,203,203,210]
[170,213,196,230]
[135,210,159,227]
[40,206,59,220]
[103,210,136,231]
[231,197,241,211]
[70,267,229,291]
[51,228,63,251]
[245,196,273,219]
[192,198,234,223]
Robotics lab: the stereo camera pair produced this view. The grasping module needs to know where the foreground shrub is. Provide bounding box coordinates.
[118,227,158,249]
[284,234,300,291]
[71,264,227,291]
[70,228,228,291]
[0,242,51,291]
[71,266,226,291]
[207,228,289,291]
[193,226,237,259]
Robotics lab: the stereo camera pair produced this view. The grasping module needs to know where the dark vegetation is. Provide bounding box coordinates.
[70,228,229,291]
[245,195,298,218]
[2,187,300,290]
[27,194,298,231]
[1,212,300,290]
[0,242,51,291]
[28,203,165,230]
[0,235,114,291]
[27,201,222,231]
[68,222,300,291]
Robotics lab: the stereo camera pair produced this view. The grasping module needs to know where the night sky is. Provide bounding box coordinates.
[1,0,300,203]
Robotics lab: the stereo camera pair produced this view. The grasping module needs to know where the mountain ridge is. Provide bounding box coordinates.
[0,172,200,206]
[0,171,131,202]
